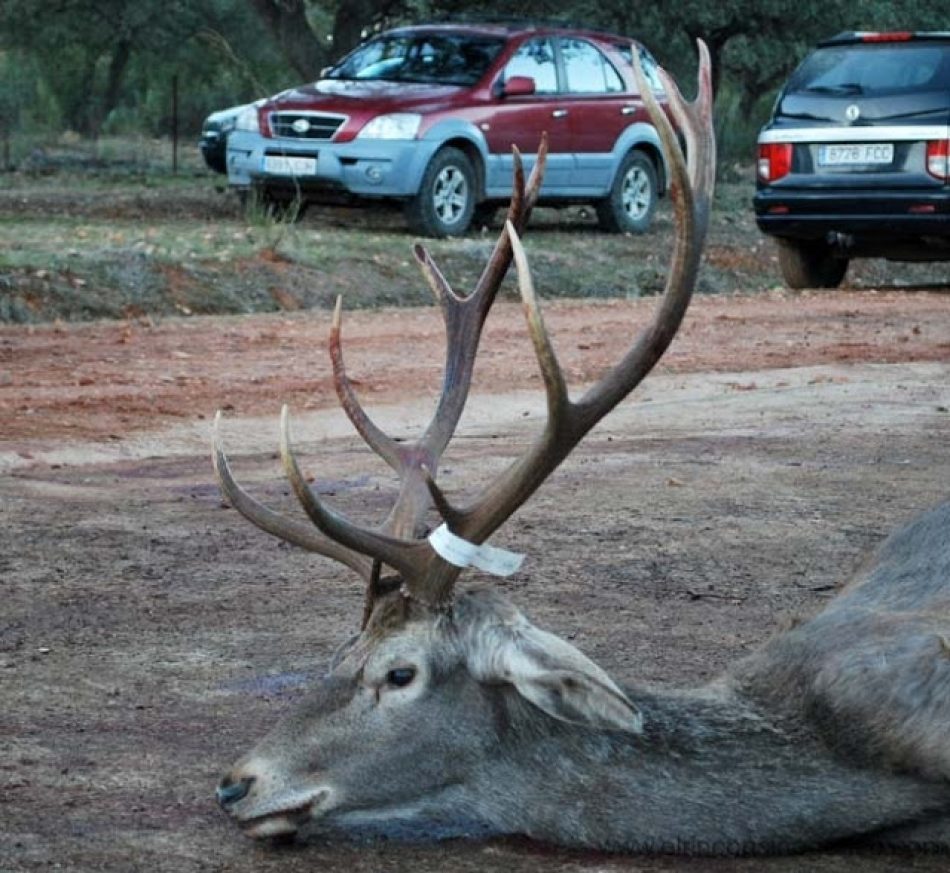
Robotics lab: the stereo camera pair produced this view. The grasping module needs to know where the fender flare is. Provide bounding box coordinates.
[411,119,492,198]
[605,122,670,195]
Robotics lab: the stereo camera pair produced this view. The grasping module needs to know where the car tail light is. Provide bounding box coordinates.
[926,140,949,181]
[757,143,792,183]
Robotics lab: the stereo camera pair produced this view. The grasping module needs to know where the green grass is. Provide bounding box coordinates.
[0,132,207,186]
[0,216,256,266]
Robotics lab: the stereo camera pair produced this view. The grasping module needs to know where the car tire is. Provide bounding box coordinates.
[776,239,848,289]
[405,148,476,237]
[596,150,658,234]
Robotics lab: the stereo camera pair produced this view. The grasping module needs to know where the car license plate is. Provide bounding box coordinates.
[263,155,316,175]
[817,143,893,166]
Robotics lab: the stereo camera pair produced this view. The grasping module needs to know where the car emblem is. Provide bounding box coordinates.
[845,104,861,122]
[292,118,311,134]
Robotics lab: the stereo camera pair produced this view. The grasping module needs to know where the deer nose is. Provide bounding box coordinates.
[216,775,254,808]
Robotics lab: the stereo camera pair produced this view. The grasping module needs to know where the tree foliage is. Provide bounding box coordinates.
[0,0,946,156]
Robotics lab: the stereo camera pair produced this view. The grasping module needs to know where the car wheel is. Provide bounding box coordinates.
[406,147,476,237]
[596,150,658,234]
[776,239,848,289]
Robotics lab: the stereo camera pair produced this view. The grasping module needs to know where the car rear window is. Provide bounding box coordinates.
[328,33,506,86]
[786,42,950,97]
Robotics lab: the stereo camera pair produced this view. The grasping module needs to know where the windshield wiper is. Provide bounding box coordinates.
[802,83,864,95]
[778,111,832,121]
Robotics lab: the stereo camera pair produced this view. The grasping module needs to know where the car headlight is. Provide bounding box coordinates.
[357,113,422,140]
[234,106,260,133]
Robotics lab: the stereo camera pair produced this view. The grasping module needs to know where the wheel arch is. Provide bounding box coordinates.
[438,137,486,201]
[418,120,490,201]
[607,123,669,196]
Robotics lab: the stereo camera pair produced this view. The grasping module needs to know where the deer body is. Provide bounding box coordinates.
[211,43,950,855]
[219,500,950,852]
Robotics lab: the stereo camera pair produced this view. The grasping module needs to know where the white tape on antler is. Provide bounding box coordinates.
[428,524,524,577]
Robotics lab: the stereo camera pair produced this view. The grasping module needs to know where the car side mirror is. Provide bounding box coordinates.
[502,76,536,98]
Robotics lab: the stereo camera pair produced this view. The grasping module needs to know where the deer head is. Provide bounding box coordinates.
[213,43,715,843]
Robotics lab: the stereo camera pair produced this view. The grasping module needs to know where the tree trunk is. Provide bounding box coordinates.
[330,0,403,61]
[247,0,327,80]
[65,59,99,137]
[88,37,132,139]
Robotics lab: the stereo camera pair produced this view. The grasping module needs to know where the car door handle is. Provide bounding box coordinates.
[621,105,641,115]
[551,109,568,119]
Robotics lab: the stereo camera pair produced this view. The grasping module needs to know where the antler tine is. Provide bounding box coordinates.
[414,242,461,306]
[420,42,715,582]
[329,295,404,472]
[471,139,547,306]
[565,39,712,419]
[656,40,716,219]
[212,412,374,578]
[278,405,431,581]
[418,139,548,457]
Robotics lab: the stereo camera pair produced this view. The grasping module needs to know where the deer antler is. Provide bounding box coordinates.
[213,143,548,620]
[215,39,714,614]
[410,40,716,605]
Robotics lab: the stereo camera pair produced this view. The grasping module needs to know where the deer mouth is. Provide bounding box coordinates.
[237,789,331,840]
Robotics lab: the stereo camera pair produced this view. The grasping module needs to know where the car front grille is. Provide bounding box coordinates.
[269,112,347,140]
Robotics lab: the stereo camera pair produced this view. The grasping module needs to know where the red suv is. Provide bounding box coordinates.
[225,21,672,236]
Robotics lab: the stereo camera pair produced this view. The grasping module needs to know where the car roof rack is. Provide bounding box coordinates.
[819,30,950,47]
[410,14,630,38]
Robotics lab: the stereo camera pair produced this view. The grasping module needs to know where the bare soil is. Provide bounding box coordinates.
[2,286,950,873]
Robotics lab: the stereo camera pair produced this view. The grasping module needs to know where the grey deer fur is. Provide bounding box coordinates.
[212,41,950,854]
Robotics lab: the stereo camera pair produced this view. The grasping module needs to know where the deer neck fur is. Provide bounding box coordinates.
[462,678,950,854]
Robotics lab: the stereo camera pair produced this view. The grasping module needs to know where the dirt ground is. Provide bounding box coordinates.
[2,284,950,872]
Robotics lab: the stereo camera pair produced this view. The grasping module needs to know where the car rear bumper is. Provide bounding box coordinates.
[226,131,439,200]
[754,188,950,239]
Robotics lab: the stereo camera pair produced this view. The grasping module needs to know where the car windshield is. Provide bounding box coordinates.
[326,33,506,86]
[786,42,950,97]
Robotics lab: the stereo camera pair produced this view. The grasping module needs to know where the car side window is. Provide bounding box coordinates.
[615,44,665,93]
[504,38,558,94]
[639,50,664,92]
[560,38,624,94]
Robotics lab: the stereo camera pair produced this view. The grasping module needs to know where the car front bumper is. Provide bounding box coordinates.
[226,130,440,200]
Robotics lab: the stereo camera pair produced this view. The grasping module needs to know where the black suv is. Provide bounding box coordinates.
[754,32,950,288]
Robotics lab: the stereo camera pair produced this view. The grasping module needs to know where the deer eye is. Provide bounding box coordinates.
[385,667,416,688]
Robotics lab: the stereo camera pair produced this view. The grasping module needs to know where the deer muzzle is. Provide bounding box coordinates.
[217,763,332,839]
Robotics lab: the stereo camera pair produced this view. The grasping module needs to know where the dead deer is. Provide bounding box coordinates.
[211,43,950,854]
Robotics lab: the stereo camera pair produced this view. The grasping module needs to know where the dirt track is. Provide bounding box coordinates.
[3,287,950,450]
[2,288,950,872]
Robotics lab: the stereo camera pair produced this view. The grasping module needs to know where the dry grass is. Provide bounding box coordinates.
[0,151,947,323]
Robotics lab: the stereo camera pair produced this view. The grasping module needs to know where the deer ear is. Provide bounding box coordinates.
[459,596,642,734]
[500,625,643,734]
